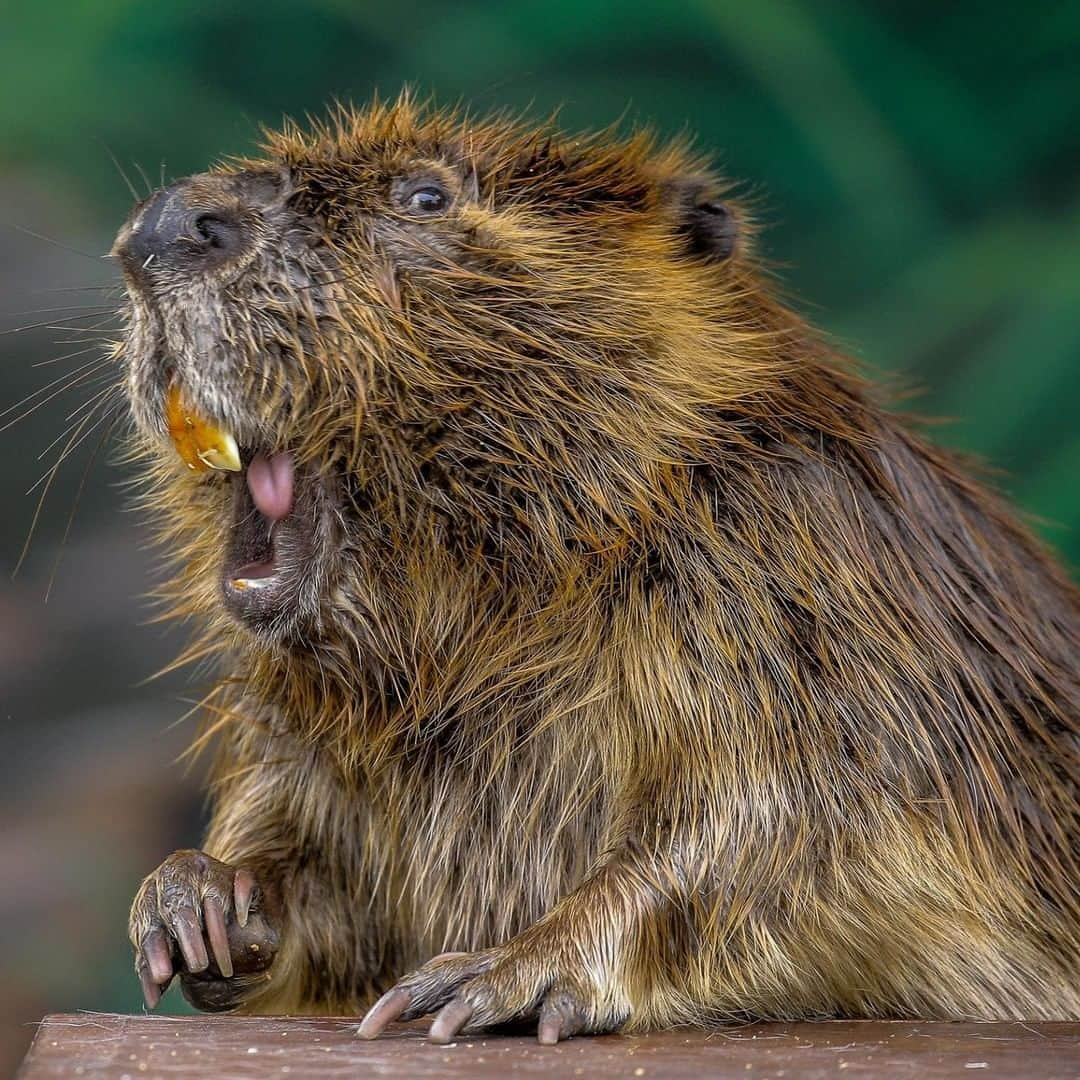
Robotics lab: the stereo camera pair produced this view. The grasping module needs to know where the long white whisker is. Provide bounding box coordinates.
[0,354,114,425]
[13,398,122,579]
[33,343,105,369]
[26,392,122,494]
[44,409,126,601]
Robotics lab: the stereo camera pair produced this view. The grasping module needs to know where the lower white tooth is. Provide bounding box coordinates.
[230,577,274,591]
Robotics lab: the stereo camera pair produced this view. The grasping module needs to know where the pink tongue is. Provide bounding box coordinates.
[246,452,294,521]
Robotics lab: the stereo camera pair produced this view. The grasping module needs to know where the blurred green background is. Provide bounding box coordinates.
[1,1,1077,1071]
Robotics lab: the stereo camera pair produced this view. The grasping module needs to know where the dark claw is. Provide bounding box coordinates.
[171,908,209,973]
[537,987,586,1044]
[357,987,412,1039]
[429,998,474,1044]
[203,895,233,978]
[234,869,256,927]
[143,927,173,985]
[537,1012,563,1045]
[138,961,163,1009]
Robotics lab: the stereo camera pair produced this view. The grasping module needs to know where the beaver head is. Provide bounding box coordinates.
[113,96,753,649]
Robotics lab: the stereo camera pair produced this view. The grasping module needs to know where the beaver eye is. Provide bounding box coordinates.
[405,185,448,215]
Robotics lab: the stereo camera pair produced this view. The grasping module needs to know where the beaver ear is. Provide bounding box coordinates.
[669,181,739,263]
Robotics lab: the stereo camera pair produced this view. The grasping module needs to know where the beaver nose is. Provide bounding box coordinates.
[115,182,247,284]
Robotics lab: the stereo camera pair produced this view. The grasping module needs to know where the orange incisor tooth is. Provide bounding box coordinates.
[165,386,241,473]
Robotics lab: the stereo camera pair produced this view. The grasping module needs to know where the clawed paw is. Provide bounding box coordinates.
[357,943,619,1044]
[128,849,278,1010]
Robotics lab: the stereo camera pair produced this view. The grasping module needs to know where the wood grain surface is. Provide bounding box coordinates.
[18,1012,1080,1079]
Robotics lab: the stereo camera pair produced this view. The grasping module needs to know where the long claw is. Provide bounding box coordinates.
[171,908,209,973]
[357,987,412,1040]
[138,962,163,1009]
[142,928,173,985]
[203,895,233,978]
[233,870,256,928]
[537,1012,564,1045]
[429,999,474,1044]
[537,987,585,1045]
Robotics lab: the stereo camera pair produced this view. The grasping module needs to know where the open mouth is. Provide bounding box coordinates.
[228,450,297,588]
[165,387,324,630]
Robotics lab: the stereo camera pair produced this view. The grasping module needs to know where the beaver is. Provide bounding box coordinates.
[117,95,1078,1042]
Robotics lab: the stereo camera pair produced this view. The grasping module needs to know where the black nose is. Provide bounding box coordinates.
[115,182,247,283]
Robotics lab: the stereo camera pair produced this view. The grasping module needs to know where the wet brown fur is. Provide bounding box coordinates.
[125,94,1078,1028]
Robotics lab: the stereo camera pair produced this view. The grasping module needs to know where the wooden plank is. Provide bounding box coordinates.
[18,1012,1080,1079]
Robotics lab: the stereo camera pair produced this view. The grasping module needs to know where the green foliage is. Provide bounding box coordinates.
[2,0,1076,564]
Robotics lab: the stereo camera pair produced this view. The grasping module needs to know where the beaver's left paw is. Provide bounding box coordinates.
[357,939,628,1044]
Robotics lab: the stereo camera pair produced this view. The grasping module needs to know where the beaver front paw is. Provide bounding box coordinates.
[357,938,628,1044]
[129,849,279,1011]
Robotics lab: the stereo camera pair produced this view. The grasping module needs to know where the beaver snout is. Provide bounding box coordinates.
[113,169,293,293]
[113,179,249,288]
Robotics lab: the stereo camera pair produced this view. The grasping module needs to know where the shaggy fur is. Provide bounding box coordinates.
[124,94,1078,1034]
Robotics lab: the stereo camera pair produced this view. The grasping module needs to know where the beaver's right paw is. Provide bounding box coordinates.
[129,849,279,1011]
